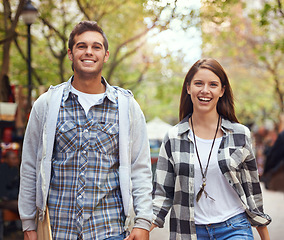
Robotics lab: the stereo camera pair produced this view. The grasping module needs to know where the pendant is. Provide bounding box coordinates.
[196,179,206,202]
[196,186,204,202]
[196,178,215,202]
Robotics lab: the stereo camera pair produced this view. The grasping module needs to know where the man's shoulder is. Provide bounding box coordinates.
[32,81,68,112]
[112,86,133,97]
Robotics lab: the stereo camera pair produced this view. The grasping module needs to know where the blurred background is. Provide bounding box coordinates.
[0,0,283,239]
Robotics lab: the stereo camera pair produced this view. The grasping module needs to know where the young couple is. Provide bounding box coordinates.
[19,21,270,240]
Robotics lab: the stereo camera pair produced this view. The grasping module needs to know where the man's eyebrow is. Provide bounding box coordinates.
[75,41,103,47]
[75,41,86,47]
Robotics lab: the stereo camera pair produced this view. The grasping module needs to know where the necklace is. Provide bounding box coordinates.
[191,115,221,202]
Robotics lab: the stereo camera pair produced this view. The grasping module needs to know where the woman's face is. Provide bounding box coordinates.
[187,68,224,115]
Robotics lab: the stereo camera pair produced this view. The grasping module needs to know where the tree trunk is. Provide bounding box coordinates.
[0,39,12,102]
[0,0,26,102]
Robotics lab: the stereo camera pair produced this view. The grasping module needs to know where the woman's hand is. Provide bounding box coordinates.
[150,223,158,232]
[124,228,149,240]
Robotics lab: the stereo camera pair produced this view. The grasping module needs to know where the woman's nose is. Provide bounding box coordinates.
[201,84,209,93]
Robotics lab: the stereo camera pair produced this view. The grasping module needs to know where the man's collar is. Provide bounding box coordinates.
[63,76,117,104]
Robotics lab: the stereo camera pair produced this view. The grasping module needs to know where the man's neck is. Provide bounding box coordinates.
[71,74,106,94]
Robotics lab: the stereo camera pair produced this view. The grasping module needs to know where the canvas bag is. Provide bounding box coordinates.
[37,206,52,240]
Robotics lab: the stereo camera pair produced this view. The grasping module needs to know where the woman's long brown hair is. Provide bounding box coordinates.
[179,58,238,123]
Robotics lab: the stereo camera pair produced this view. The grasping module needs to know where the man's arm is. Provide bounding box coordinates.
[129,98,153,231]
[24,230,37,240]
[18,99,44,232]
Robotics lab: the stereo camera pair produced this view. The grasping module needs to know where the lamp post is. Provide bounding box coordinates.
[21,0,38,112]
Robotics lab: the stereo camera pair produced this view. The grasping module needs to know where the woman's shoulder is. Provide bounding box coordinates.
[163,119,188,141]
[222,118,251,135]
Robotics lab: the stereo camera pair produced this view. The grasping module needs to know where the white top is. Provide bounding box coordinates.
[71,86,105,116]
[192,134,244,225]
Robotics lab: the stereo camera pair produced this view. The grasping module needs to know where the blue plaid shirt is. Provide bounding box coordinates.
[48,79,125,240]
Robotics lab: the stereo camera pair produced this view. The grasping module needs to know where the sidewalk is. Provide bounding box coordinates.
[150,183,284,239]
[253,183,284,239]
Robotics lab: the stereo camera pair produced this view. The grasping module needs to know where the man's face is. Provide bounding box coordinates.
[67,31,109,78]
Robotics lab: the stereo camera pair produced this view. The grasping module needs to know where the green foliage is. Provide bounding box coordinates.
[201,0,284,124]
[1,0,201,123]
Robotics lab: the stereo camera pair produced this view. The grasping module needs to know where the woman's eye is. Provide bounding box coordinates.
[210,82,219,87]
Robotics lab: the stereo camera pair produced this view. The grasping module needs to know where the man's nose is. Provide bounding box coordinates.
[86,46,93,55]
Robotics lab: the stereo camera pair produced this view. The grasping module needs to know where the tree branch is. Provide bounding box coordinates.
[277,0,284,17]
[13,37,43,85]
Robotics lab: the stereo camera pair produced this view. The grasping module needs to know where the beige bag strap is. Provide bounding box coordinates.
[37,206,52,240]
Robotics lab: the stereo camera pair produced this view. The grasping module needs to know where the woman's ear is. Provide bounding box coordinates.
[187,84,191,95]
[220,85,225,98]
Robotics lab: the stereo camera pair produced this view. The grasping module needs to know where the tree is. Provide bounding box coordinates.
[1,0,198,94]
[0,0,25,102]
[200,0,284,124]
[0,0,201,127]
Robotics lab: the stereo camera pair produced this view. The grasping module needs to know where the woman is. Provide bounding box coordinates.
[151,58,271,239]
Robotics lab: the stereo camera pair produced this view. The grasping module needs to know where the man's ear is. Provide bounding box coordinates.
[104,50,110,63]
[67,49,73,61]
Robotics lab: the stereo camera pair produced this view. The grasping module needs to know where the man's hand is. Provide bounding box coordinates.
[124,228,149,240]
[24,230,37,240]
[150,223,158,232]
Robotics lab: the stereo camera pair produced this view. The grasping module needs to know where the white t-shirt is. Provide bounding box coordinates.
[192,134,244,225]
[71,86,105,116]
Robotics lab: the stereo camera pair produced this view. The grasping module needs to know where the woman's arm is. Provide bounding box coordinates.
[256,226,270,240]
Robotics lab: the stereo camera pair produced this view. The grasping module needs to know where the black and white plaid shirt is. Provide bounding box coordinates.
[152,114,271,240]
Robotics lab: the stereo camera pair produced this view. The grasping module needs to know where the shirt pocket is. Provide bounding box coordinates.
[228,147,245,169]
[91,122,119,155]
[56,121,78,153]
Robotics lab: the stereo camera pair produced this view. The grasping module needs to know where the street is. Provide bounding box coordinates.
[150,183,284,239]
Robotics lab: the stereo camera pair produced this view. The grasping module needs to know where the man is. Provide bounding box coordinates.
[18,21,153,240]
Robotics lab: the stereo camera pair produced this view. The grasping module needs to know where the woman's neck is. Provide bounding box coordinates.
[190,112,223,139]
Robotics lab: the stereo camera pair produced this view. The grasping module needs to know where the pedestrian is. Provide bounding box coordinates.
[0,150,20,205]
[18,21,152,240]
[262,114,284,191]
[151,58,271,239]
